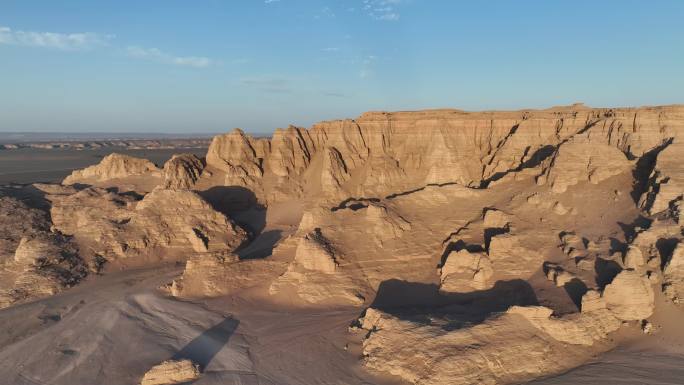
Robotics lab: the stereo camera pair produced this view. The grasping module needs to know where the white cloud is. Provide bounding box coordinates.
[0,25,111,50]
[314,6,336,19]
[264,0,280,3]
[362,0,402,21]
[126,46,213,68]
[322,47,340,52]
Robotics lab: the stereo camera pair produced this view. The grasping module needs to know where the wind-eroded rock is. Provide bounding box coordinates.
[162,153,205,189]
[639,141,684,214]
[440,249,493,292]
[140,359,200,385]
[63,153,160,185]
[664,242,684,303]
[49,187,246,262]
[537,137,632,193]
[603,269,655,321]
[0,196,86,308]
[359,305,620,385]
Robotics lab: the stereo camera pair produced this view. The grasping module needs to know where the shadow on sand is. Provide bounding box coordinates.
[171,317,239,370]
[368,278,539,328]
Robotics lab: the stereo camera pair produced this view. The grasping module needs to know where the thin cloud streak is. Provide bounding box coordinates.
[126,46,213,68]
[362,0,402,21]
[0,26,111,50]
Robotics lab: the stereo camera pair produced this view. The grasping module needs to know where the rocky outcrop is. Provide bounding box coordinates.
[162,153,205,189]
[537,137,632,193]
[195,105,683,204]
[603,270,655,321]
[49,187,247,262]
[663,242,684,303]
[205,129,264,187]
[639,141,684,214]
[358,304,620,385]
[171,252,286,298]
[140,359,200,385]
[292,230,338,273]
[440,249,493,292]
[0,195,86,309]
[365,204,412,243]
[63,153,160,185]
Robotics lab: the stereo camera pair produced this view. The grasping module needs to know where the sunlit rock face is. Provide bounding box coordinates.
[162,153,205,189]
[63,153,161,185]
[197,105,683,205]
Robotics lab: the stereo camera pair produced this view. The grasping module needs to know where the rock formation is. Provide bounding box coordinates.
[0,196,86,308]
[162,153,205,189]
[63,153,161,185]
[664,242,684,302]
[140,359,200,385]
[640,141,684,214]
[603,270,655,321]
[48,187,246,263]
[440,249,493,292]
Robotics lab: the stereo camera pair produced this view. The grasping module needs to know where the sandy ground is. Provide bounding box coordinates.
[0,265,393,385]
[1,262,681,385]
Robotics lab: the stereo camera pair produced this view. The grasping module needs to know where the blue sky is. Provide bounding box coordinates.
[1,0,683,133]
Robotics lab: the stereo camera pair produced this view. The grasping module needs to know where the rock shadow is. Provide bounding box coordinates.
[657,237,680,269]
[330,197,380,212]
[199,186,266,235]
[480,144,556,188]
[439,240,484,267]
[595,257,622,287]
[236,229,283,260]
[171,317,239,371]
[563,278,588,309]
[369,278,539,327]
[630,138,673,205]
[104,186,144,201]
[617,215,653,242]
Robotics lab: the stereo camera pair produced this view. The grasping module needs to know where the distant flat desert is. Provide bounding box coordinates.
[0,147,206,184]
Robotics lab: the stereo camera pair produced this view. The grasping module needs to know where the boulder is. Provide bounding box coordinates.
[140,359,200,385]
[603,270,655,321]
[162,153,204,189]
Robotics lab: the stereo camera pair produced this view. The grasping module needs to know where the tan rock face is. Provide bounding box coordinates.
[537,137,632,193]
[194,105,681,204]
[140,359,200,385]
[359,305,619,385]
[171,252,286,298]
[640,141,684,214]
[603,270,655,321]
[440,249,493,292]
[294,231,338,273]
[63,153,160,185]
[49,187,247,262]
[162,153,204,189]
[663,242,684,302]
[0,196,86,309]
[205,128,264,187]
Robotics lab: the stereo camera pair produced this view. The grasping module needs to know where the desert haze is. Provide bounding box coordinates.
[0,104,683,384]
